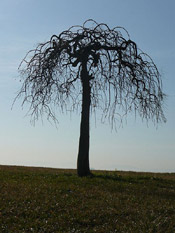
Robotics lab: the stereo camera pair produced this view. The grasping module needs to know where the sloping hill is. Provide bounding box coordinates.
[0,165,175,232]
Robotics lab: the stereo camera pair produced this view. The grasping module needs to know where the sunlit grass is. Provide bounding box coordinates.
[0,165,175,232]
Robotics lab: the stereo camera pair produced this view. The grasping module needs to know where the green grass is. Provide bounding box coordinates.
[0,165,175,233]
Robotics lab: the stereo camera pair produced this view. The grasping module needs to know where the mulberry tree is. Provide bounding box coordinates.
[16,20,166,176]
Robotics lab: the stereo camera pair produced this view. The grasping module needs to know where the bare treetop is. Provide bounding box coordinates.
[17,19,166,125]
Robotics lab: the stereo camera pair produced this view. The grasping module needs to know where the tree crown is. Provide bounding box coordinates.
[16,19,166,126]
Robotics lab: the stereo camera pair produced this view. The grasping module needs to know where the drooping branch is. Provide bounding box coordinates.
[16,19,166,125]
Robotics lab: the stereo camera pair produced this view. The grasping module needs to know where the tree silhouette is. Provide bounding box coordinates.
[16,20,166,176]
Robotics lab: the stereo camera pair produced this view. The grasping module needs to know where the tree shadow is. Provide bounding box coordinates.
[91,172,163,184]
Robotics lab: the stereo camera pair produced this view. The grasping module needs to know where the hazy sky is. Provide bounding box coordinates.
[0,0,174,172]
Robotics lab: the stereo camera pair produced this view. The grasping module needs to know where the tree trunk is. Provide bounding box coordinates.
[77,62,91,177]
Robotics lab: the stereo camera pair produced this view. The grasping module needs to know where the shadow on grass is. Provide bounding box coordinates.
[91,172,164,184]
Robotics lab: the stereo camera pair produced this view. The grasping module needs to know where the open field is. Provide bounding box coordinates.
[0,165,175,232]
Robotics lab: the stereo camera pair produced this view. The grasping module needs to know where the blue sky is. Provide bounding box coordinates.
[0,0,174,172]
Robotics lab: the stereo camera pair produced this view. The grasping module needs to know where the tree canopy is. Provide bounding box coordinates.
[17,19,166,126]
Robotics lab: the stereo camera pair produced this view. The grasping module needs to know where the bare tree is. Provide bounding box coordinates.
[16,20,166,176]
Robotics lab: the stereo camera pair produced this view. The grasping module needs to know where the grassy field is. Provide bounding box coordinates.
[0,165,175,233]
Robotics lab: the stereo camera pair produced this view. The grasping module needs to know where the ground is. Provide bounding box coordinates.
[0,165,175,232]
